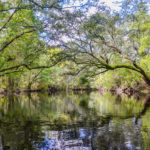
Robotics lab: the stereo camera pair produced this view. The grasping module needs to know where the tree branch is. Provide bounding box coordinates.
[0,9,17,32]
[0,70,23,77]
[0,30,35,54]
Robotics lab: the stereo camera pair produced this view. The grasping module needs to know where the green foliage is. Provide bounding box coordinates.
[129,10,150,56]
[93,68,142,89]
[0,0,150,91]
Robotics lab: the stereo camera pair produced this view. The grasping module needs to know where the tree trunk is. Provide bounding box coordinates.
[143,77,150,87]
[139,70,150,86]
[28,83,32,90]
[8,77,14,92]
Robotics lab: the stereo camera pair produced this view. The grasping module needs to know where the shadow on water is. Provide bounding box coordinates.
[0,92,149,149]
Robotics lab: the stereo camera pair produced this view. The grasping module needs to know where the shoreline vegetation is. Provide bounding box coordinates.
[0,82,150,97]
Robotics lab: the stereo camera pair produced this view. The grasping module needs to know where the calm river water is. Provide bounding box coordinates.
[0,92,150,150]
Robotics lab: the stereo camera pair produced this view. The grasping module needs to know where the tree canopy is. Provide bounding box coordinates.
[0,0,150,91]
[45,0,150,86]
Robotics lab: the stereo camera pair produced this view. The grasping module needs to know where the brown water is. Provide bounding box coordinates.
[0,92,149,150]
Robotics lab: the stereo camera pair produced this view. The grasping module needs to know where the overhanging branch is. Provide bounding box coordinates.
[0,30,35,54]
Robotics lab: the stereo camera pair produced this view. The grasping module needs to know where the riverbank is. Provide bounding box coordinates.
[109,82,150,96]
[0,87,98,95]
[0,82,149,96]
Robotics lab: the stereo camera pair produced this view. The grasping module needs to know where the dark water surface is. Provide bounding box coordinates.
[0,92,150,150]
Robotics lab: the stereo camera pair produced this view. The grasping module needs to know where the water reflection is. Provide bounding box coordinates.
[0,92,149,149]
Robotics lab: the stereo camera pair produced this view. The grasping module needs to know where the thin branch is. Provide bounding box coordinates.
[0,9,17,32]
[0,30,35,54]
[105,43,135,63]
[65,65,88,76]
[0,70,23,77]
[89,69,109,77]
[0,0,61,12]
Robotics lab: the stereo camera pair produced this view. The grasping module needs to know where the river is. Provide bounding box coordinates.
[0,92,149,150]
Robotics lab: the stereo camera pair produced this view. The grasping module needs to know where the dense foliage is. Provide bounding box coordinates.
[0,0,150,92]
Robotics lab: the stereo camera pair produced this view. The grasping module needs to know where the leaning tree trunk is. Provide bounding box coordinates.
[140,70,150,87]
